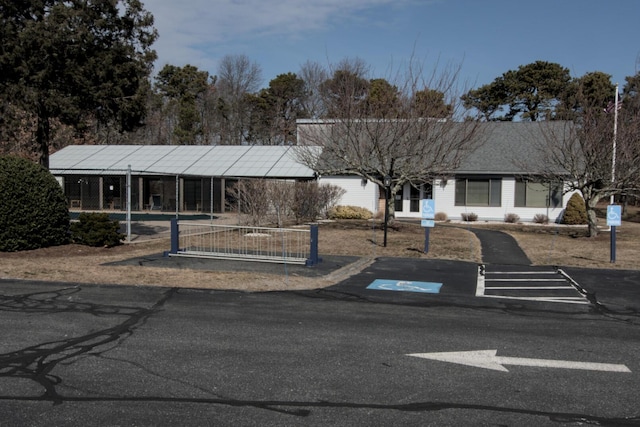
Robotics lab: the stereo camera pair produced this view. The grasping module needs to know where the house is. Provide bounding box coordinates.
[50,121,574,223]
[297,120,574,223]
[49,144,316,214]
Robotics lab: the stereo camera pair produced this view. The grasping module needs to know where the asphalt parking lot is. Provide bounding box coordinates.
[108,249,640,318]
[2,272,639,425]
[3,227,640,424]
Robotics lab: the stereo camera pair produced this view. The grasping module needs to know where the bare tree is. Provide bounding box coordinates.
[299,60,328,119]
[200,77,221,145]
[290,181,345,223]
[295,57,484,210]
[229,179,343,226]
[530,93,640,237]
[230,179,270,226]
[215,54,263,145]
[622,71,640,203]
[267,180,294,227]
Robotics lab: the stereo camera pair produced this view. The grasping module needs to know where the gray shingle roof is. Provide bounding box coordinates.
[455,121,568,175]
[455,121,572,175]
[296,120,572,176]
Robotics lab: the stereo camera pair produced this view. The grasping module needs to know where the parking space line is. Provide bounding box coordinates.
[487,278,566,282]
[486,286,573,290]
[476,265,591,305]
[488,271,559,275]
[481,295,590,304]
[476,265,485,297]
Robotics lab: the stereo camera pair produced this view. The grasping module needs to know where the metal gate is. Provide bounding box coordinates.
[168,220,320,266]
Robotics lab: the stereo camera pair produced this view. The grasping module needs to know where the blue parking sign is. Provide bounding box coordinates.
[607,205,622,227]
[421,199,435,219]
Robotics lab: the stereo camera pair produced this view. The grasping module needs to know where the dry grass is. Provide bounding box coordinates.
[0,216,638,292]
[0,239,312,292]
[0,220,478,291]
[455,217,640,271]
[316,220,480,261]
[504,222,640,270]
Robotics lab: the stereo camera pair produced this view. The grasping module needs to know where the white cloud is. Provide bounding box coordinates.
[143,0,416,72]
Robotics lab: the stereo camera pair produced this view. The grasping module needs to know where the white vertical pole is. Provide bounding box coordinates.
[126,165,132,242]
[609,85,621,259]
[610,83,619,205]
[210,176,214,221]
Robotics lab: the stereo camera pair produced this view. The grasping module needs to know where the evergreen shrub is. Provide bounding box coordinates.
[562,193,588,225]
[70,212,125,247]
[0,156,70,251]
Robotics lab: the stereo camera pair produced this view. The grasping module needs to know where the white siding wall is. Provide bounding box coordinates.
[434,177,570,223]
[319,176,380,213]
[433,178,456,219]
[323,176,574,223]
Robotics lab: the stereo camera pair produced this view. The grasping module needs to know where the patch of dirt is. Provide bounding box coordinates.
[0,243,141,258]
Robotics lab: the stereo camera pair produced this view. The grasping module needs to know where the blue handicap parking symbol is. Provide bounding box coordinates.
[421,199,435,219]
[607,205,622,226]
[367,279,442,294]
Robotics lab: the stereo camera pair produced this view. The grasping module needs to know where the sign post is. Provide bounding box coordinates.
[607,205,621,263]
[421,199,435,253]
[383,175,391,248]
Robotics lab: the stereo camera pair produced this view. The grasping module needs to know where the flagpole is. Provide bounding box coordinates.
[609,84,619,263]
[610,83,619,205]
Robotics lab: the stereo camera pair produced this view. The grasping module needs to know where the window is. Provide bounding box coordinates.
[455,178,502,206]
[184,179,203,211]
[515,180,562,208]
[410,185,421,212]
[394,186,403,212]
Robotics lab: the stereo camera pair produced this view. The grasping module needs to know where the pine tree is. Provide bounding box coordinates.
[0,0,158,167]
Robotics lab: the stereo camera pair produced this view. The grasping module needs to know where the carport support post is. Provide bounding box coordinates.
[170,218,179,255]
[126,165,132,242]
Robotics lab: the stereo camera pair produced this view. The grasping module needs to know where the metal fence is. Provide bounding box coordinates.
[168,220,320,265]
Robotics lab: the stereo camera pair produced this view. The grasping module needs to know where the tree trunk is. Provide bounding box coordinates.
[586,208,599,238]
[388,189,396,219]
[585,194,602,238]
[36,104,51,169]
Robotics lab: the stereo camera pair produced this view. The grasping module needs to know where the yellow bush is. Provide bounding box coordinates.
[328,205,373,220]
[434,211,448,221]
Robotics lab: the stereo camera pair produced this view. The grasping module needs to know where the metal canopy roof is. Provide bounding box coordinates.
[49,145,317,178]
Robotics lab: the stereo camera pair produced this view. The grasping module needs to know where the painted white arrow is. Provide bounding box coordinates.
[407,350,631,373]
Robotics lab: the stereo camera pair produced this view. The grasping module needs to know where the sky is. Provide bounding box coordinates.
[142,0,640,92]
